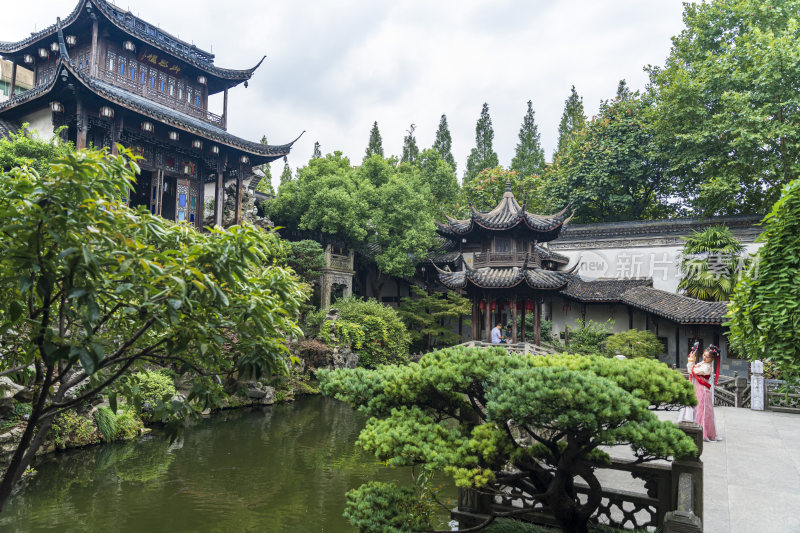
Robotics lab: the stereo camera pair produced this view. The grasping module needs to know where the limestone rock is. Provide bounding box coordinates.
[203,182,273,229]
[0,377,24,400]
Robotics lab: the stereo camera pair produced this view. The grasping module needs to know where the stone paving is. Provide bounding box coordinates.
[695,407,800,533]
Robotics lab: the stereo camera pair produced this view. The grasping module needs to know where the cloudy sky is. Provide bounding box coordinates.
[1,1,690,188]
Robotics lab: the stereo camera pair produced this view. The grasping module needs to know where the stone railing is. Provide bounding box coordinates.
[458,340,555,357]
[713,374,751,408]
[765,379,800,413]
[452,422,704,532]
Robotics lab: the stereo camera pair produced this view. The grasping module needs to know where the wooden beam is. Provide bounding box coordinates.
[484,296,491,343]
[534,297,541,346]
[214,156,225,226]
[75,98,86,150]
[234,162,243,225]
[511,301,518,344]
[520,300,526,343]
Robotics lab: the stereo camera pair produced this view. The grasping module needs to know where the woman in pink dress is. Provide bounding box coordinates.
[687,345,720,441]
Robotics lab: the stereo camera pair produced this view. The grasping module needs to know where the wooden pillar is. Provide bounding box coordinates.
[110,113,121,155]
[9,59,16,97]
[520,300,526,343]
[472,299,479,341]
[222,87,229,130]
[484,296,491,343]
[75,98,87,150]
[214,155,225,226]
[234,162,243,225]
[534,296,541,346]
[196,168,205,230]
[511,301,518,344]
[90,15,99,77]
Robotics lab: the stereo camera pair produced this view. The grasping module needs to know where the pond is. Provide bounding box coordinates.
[1,396,455,532]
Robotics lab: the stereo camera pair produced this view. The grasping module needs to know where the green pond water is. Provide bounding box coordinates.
[0,396,455,532]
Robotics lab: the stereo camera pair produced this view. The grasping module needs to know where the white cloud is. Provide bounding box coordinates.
[1,0,688,189]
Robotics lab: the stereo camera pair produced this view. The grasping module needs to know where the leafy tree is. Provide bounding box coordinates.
[545,92,669,223]
[312,141,322,159]
[648,0,800,215]
[555,85,586,156]
[397,287,471,352]
[416,148,458,209]
[464,103,499,183]
[606,329,664,358]
[320,348,696,533]
[365,121,384,159]
[678,225,747,301]
[0,145,304,509]
[401,123,420,164]
[0,127,71,176]
[256,135,274,194]
[510,100,546,177]
[727,178,800,382]
[432,114,456,173]
[459,167,550,215]
[283,239,326,282]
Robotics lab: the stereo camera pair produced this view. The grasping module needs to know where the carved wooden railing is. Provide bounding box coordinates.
[473,251,534,268]
[97,69,223,127]
[452,423,704,532]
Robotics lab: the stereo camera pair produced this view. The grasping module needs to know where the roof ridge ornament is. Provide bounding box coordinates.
[56,17,70,60]
[505,180,512,193]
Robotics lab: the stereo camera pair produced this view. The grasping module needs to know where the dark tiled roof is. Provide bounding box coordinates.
[537,244,569,264]
[435,265,574,291]
[429,237,460,264]
[558,215,763,243]
[437,182,570,241]
[561,278,652,302]
[0,1,261,84]
[619,286,729,325]
[0,56,297,160]
[0,118,20,138]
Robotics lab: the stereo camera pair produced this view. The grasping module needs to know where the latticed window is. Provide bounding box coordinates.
[168,77,175,97]
[130,62,136,81]
[107,52,115,72]
[177,83,184,101]
[495,239,511,253]
[187,86,192,104]
[119,57,125,76]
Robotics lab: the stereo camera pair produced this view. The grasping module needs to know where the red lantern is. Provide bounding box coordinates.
[479,300,486,311]
[490,301,497,312]
[497,299,504,311]
[525,300,534,312]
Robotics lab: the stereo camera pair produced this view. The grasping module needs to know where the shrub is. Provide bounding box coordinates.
[605,329,664,358]
[565,319,613,355]
[50,411,100,448]
[114,411,144,440]
[117,370,178,420]
[318,297,410,367]
[291,339,334,369]
[344,481,431,533]
[93,407,117,442]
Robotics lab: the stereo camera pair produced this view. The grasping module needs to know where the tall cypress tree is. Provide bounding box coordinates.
[555,86,587,155]
[465,103,499,183]
[365,121,384,159]
[280,157,293,185]
[433,114,456,172]
[510,100,546,177]
[312,141,322,159]
[401,124,420,164]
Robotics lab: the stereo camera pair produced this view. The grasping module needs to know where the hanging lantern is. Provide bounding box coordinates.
[123,40,136,52]
[479,300,486,312]
[65,35,77,46]
[210,145,220,155]
[140,121,154,133]
[50,101,64,113]
[38,48,49,58]
[99,106,114,118]
[168,131,179,141]
[192,139,203,150]
[240,155,249,164]
[517,300,524,311]
[197,75,207,85]
[490,301,497,312]
[525,300,534,312]
[23,54,34,64]
[50,42,59,52]
[183,164,192,175]
[509,300,515,311]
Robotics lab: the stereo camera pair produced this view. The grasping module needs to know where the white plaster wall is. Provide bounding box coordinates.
[19,108,55,140]
[556,243,762,293]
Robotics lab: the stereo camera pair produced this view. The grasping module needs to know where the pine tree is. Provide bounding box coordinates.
[256,135,273,193]
[555,86,587,155]
[313,141,322,159]
[401,124,419,164]
[280,157,293,185]
[464,103,499,183]
[365,121,384,159]
[616,79,631,100]
[433,114,456,172]
[510,100,546,177]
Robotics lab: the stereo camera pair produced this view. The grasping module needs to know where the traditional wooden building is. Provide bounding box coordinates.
[0,0,299,227]
[432,182,576,344]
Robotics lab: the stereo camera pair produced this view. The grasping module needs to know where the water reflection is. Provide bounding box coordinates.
[1,397,451,532]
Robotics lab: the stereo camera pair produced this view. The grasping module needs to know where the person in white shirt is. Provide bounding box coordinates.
[491,323,505,344]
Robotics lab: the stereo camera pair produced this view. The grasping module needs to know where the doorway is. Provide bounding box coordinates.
[161,175,177,221]
[130,170,153,212]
